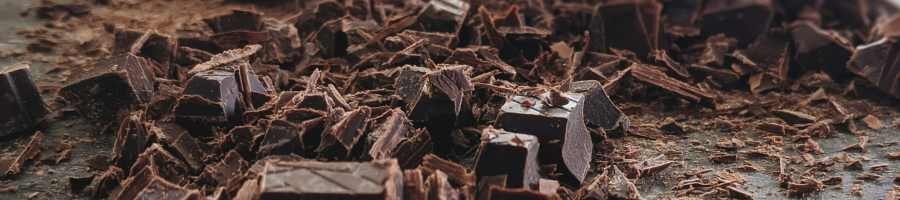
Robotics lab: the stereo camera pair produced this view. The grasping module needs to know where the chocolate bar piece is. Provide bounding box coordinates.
[791,22,854,77]
[411,0,469,35]
[394,66,430,104]
[173,65,248,136]
[559,80,630,132]
[150,123,205,173]
[317,107,372,160]
[364,108,431,166]
[0,132,42,179]
[590,0,661,60]
[113,28,177,78]
[58,53,155,126]
[494,90,592,186]
[259,159,403,200]
[112,115,149,172]
[257,119,304,158]
[698,0,773,47]
[474,128,541,190]
[133,177,202,200]
[0,63,48,137]
[422,154,476,186]
[404,169,428,200]
[847,38,900,99]
[199,150,248,187]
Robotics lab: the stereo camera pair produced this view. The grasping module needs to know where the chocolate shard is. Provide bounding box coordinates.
[405,169,428,200]
[116,166,159,200]
[199,150,248,187]
[424,65,474,115]
[233,177,260,200]
[607,166,641,200]
[771,109,817,125]
[93,166,125,199]
[590,0,661,60]
[0,63,49,137]
[411,0,469,35]
[317,106,372,160]
[488,186,551,200]
[847,37,900,99]
[631,154,673,178]
[130,144,192,184]
[149,123,205,173]
[574,167,609,200]
[257,119,304,157]
[477,175,507,200]
[0,132,43,178]
[698,0,773,47]
[559,80,630,132]
[259,159,403,200]
[394,65,431,104]
[112,115,149,172]
[113,28,177,78]
[422,154,476,187]
[58,53,155,127]
[791,21,854,77]
[426,170,459,200]
[474,128,541,190]
[133,176,202,200]
[364,108,433,168]
[494,90,592,186]
[393,128,434,169]
[631,64,717,109]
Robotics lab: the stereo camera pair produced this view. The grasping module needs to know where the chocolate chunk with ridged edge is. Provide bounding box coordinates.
[58,53,155,127]
[560,80,630,133]
[129,144,191,184]
[113,28,177,78]
[698,0,773,47]
[257,119,304,157]
[474,128,541,190]
[259,159,403,200]
[199,150,248,187]
[92,166,125,199]
[364,108,414,160]
[423,65,474,115]
[410,0,469,35]
[132,177,202,200]
[116,165,158,200]
[0,63,48,137]
[394,65,430,104]
[494,91,591,187]
[317,106,371,160]
[111,115,149,173]
[149,123,205,173]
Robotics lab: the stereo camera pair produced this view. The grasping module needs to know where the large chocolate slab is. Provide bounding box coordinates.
[259,159,403,200]
[494,90,591,187]
[474,128,541,190]
[0,63,48,137]
[58,54,155,126]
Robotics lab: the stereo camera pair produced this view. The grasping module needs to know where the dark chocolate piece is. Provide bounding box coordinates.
[248,154,307,175]
[259,159,403,200]
[233,177,260,200]
[698,0,773,47]
[574,166,609,200]
[0,132,41,178]
[174,60,265,136]
[590,0,661,60]
[791,22,854,77]
[92,166,125,199]
[771,109,817,125]
[365,108,420,162]
[113,28,177,78]
[474,128,541,190]
[422,154,476,187]
[293,1,347,39]
[0,63,48,137]
[58,53,155,126]
[150,123,205,172]
[112,115,149,172]
[411,0,469,35]
[405,169,428,200]
[130,144,191,184]
[116,166,159,200]
[86,155,111,170]
[628,154,673,178]
[559,80,630,132]
[426,170,459,200]
[607,166,641,200]
[257,119,303,157]
[494,91,592,186]
[199,150,248,187]
[33,0,91,21]
[317,107,372,160]
[392,128,434,169]
[848,38,900,99]
[40,149,72,165]
[133,176,202,200]
[632,64,717,108]
[68,173,98,195]
[423,65,474,115]
[488,186,551,200]
[394,66,430,104]
[477,175,507,200]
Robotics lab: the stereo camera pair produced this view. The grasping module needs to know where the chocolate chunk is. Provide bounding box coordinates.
[791,22,854,77]
[364,108,416,161]
[474,128,541,190]
[411,0,469,35]
[130,144,191,184]
[117,166,160,200]
[58,53,155,127]
[786,178,822,197]
[133,176,202,200]
[92,166,125,199]
[394,66,430,104]
[293,1,346,39]
[477,175,507,200]
[574,167,608,200]
[631,64,717,108]
[494,90,591,186]
[423,65,474,115]
[607,166,641,200]
[248,154,307,175]
[771,109,817,125]
[392,128,434,169]
[0,132,42,178]
[68,173,97,195]
[422,154,476,186]
[559,80,630,132]
[698,0,773,47]
[259,159,403,199]
[86,155,111,170]
[149,123,205,172]
[40,149,72,165]
[113,28,177,78]
[0,63,48,137]
[199,150,248,187]
[405,169,428,200]
[111,115,149,172]
[590,0,661,60]
[488,186,550,200]
[426,170,459,200]
[257,119,304,158]
[317,107,372,160]
[174,66,250,136]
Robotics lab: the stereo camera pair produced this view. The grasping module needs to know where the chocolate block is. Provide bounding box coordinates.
[113,28,177,78]
[58,54,155,126]
[493,91,592,186]
[474,128,541,190]
[590,0,661,60]
[259,159,403,200]
[699,0,773,47]
[559,80,630,132]
[112,115,149,172]
[394,66,430,104]
[133,177,202,200]
[0,63,48,137]
[174,62,263,136]
[317,107,372,160]
[791,22,854,77]
[0,132,42,179]
[258,119,304,157]
[150,123,205,173]
[411,0,469,35]
[199,150,248,187]
[847,38,900,99]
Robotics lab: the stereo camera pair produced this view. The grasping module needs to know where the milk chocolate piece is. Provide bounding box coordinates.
[112,115,149,172]
[317,107,371,160]
[698,0,773,46]
[559,80,630,132]
[494,91,592,186]
[791,22,854,77]
[404,169,428,200]
[411,0,469,35]
[0,132,42,178]
[474,129,541,190]
[488,187,551,200]
[590,0,661,60]
[426,170,459,200]
[0,63,48,137]
[259,159,403,200]
[113,28,177,78]
[150,123,205,172]
[58,53,155,126]
[68,173,97,195]
[632,64,717,108]
[132,176,201,200]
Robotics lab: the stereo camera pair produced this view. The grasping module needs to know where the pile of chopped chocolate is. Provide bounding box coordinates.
[5,0,900,199]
